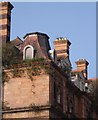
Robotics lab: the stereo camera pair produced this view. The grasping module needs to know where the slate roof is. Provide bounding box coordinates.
[23,32,49,39]
[11,36,23,46]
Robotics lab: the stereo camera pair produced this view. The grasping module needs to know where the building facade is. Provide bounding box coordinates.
[0,1,98,120]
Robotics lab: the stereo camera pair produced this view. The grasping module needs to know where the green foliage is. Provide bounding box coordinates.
[2,43,21,67]
[2,71,10,82]
[25,58,45,80]
[11,68,21,78]
[32,57,44,62]
[3,56,50,82]
[23,58,50,74]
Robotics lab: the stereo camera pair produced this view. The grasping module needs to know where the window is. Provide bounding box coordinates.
[85,102,93,119]
[54,82,61,104]
[23,45,34,60]
[66,95,74,114]
[57,86,61,104]
[25,47,32,59]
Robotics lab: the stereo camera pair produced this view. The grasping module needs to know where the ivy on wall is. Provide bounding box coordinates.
[2,58,50,82]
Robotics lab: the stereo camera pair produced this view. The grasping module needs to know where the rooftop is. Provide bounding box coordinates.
[11,36,23,46]
[23,32,49,39]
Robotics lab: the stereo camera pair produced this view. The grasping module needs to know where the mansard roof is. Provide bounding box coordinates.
[23,32,49,39]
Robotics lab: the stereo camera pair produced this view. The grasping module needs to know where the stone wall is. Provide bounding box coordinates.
[3,67,50,119]
[3,110,49,119]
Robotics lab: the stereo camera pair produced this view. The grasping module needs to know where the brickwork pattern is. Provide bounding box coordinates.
[0,2,13,44]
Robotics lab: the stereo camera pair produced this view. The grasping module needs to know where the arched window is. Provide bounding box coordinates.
[23,45,34,60]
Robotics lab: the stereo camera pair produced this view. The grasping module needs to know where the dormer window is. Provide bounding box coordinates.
[23,45,34,60]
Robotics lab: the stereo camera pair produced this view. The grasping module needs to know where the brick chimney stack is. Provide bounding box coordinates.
[75,59,89,79]
[0,2,13,44]
[53,37,71,60]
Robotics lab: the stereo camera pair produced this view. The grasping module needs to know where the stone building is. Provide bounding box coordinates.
[0,1,98,120]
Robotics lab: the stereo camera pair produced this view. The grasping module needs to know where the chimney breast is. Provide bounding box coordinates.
[75,59,89,79]
[0,2,13,44]
[53,37,71,60]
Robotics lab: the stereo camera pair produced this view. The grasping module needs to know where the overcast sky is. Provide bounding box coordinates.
[10,2,96,78]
